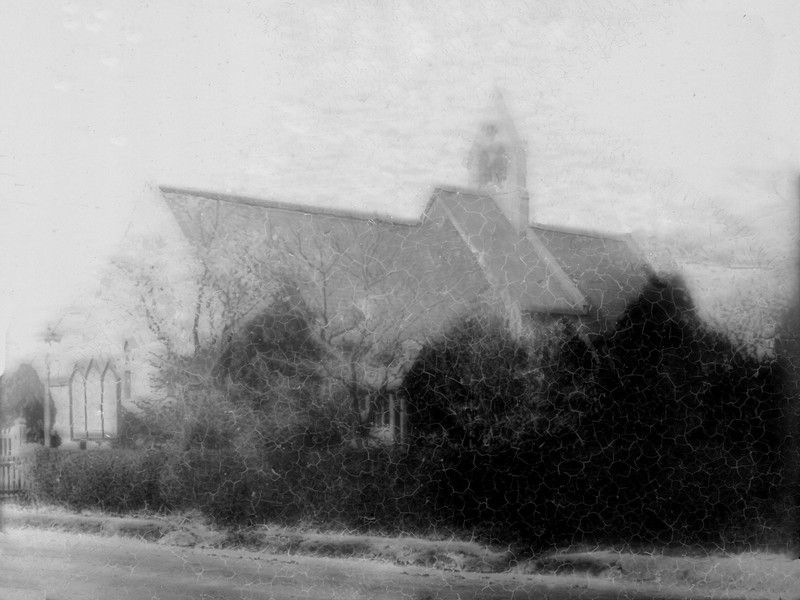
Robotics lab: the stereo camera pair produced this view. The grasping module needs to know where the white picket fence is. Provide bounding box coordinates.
[1,418,26,495]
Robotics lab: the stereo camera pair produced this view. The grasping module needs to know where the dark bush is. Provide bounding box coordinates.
[37,274,784,549]
[119,400,183,449]
[215,292,324,398]
[156,413,423,529]
[26,447,167,513]
[591,273,786,545]
[1,363,58,444]
[153,378,353,526]
[401,312,596,545]
[400,294,787,549]
[405,313,537,446]
[158,445,274,524]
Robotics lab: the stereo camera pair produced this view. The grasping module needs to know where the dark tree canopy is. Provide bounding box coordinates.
[599,272,782,450]
[399,274,786,546]
[592,272,784,541]
[1,363,57,444]
[215,292,324,393]
[402,313,529,447]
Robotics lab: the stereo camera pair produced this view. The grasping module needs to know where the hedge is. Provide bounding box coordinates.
[25,447,168,513]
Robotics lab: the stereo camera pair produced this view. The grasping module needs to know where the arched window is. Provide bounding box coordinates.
[85,361,103,439]
[69,365,87,440]
[101,363,120,439]
[478,142,508,186]
[123,340,132,400]
[69,360,121,441]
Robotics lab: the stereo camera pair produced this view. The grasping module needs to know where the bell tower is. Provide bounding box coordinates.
[467,93,530,232]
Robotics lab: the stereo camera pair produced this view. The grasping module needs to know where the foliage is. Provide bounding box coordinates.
[401,311,596,544]
[271,218,431,436]
[118,397,185,449]
[400,279,787,548]
[110,199,435,442]
[26,447,167,513]
[592,273,785,544]
[403,312,526,445]
[403,312,592,446]
[774,297,800,546]
[97,223,792,549]
[148,373,424,528]
[215,288,325,405]
[1,363,59,445]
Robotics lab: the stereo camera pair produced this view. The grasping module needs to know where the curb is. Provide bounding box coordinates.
[3,509,172,541]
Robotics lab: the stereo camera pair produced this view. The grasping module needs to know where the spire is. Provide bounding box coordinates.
[467,92,529,232]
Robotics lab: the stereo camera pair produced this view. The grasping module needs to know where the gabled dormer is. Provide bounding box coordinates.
[466,93,529,233]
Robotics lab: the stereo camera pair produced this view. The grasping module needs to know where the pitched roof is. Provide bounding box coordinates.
[161,186,423,335]
[160,185,418,227]
[427,188,587,316]
[161,185,646,333]
[530,224,652,331]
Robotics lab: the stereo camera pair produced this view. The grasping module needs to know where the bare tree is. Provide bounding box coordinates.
[109,197,443,440]
[271,216,429,437]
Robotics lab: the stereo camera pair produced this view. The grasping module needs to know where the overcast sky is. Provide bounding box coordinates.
[1,1,799,368]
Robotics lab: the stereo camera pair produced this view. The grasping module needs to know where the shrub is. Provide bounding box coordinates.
[401,312,596,545]
[151,372,429,530]
[287,443,423,531]
[405,313,529,445]
[159,445,274,524]
[590,273,787,545]
[1,363,58,444]
[400,295,788,549]
[119,399,183,449]
[155,377,351,526]
[26,447,167,513]
[215,294,324,402]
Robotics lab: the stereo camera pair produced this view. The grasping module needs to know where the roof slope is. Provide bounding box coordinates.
[160,186,494,350]
[161,187,418,324]
[530,225,652,331]
[161,186,646,339]
[428,188,587,316]
[159,185,418,226]
[163,186,589,323]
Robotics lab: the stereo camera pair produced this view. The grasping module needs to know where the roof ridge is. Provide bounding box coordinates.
[421,186,479,220]
[530,222,631,241]
[159,185,420,227]
[430,184,489,197]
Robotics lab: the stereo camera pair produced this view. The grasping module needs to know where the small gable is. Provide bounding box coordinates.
[530,225,652,332]
[429,188,587,317]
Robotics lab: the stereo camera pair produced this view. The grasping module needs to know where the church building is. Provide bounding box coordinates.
[164,96,650,342]
[41,97,652,448]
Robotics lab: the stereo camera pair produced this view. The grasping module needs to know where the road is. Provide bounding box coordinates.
[0,528,709,600]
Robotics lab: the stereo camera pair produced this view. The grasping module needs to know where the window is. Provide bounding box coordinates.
[69,360,120,441]
[469,123,510,189]
[85,363,103,438]
[69,368,87,440]
[478,143,508,186]
[101,365,120,439]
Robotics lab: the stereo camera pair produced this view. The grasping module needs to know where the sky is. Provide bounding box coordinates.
[1,0,799,370]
